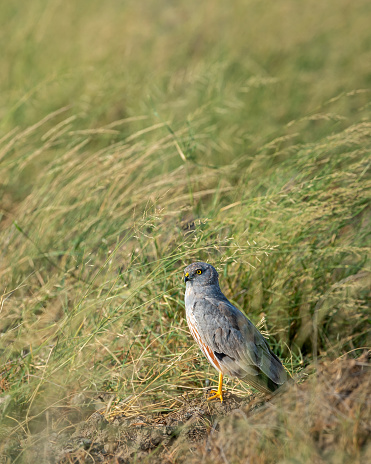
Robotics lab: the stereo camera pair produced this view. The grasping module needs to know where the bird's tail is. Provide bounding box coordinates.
[242,372,286,395]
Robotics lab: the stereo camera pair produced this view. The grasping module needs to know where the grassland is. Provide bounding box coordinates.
[0,0,370,462]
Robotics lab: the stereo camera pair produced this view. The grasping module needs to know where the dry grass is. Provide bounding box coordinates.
[188,353,371,464]
[0,0,370,462]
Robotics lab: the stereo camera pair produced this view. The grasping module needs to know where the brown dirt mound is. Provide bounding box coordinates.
[51,353,370,464]
[55,390,253,464]
[195,352,371,464]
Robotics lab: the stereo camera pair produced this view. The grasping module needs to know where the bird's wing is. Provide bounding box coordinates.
[192,296,287,387]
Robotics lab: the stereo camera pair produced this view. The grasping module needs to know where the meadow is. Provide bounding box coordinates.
[0,0,370,462]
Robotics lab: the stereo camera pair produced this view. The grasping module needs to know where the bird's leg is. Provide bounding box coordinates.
[207,372,224,402]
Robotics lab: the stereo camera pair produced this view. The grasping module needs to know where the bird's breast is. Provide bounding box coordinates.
[185,300,223,373]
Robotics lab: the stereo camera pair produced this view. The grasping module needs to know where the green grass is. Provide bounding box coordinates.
[0,0,370,461]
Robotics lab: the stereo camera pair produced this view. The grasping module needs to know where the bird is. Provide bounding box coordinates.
[184,261,287,402]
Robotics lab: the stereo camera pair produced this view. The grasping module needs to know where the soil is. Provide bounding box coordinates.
[2,353,369,463]
[55,390,259,464]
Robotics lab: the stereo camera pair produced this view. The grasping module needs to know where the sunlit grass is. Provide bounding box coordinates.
[0,0,370,462]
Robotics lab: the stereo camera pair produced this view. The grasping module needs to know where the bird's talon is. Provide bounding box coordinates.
[207,389,224,402]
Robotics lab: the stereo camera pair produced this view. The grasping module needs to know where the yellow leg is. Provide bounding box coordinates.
[207,372,224,402]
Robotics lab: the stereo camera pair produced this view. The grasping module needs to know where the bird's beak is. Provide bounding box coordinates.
[184,272,190,283]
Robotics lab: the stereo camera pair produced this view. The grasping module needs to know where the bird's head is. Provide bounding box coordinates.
[183,262,219,287]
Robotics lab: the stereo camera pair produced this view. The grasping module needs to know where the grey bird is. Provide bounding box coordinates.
[184,261,287,401]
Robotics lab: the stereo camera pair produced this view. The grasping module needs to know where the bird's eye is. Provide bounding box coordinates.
[196,269,202,274]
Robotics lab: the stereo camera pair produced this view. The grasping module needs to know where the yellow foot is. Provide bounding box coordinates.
[207,389,225,402]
